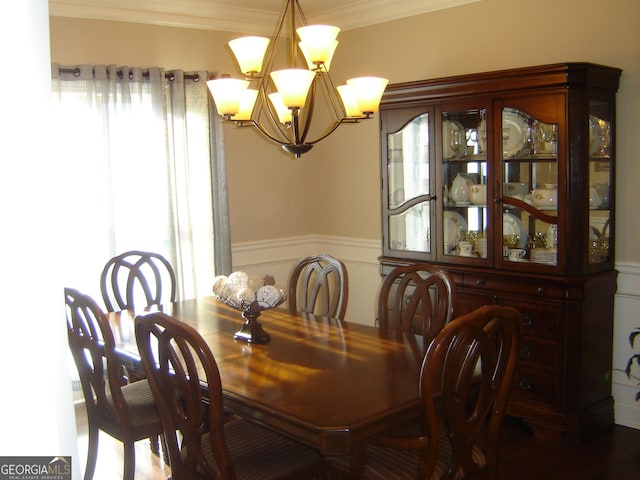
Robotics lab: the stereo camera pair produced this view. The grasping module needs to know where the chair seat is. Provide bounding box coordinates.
[328,423,486,480]
[199,418,322,479]
[107,379,159,425]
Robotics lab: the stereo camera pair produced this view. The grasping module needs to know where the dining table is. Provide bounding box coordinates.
[108,296,425,456]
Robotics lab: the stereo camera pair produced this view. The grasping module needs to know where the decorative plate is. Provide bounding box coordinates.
[503,212,527,248]
[442,119,465,159]
[444,210,467,246]
[502,108,527,158]
[589,115,607,156]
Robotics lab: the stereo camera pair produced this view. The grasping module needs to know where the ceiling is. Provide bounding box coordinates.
[49,0,480,33]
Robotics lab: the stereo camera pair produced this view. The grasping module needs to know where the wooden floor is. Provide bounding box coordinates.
[75,403,640,479]
[497,416,640,479]
[74,402,170,480]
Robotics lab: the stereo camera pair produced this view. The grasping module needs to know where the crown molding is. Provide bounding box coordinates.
[49,0,481,33]
[49,2,281,34]
[313,0,480,30]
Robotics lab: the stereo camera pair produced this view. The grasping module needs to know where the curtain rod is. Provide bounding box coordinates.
[58,67,201,81]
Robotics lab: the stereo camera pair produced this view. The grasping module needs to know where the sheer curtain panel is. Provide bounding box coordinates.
[51,64,231,302]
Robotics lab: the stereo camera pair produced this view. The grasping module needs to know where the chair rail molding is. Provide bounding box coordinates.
[232,235,381,326]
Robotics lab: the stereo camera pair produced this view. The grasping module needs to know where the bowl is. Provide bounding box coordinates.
[469,184,487,205]
[531,188,557,208]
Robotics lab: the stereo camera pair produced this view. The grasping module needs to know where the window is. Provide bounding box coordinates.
[51,65,230,302]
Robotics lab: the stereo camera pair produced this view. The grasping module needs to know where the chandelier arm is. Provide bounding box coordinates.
[291,108,303,145]
[305,118,350,146]
[249,119,292,146]
[289,0,297,64]
[256,87,292,143]
[317,66,348,120]
[294,0,308,24]
[298,82,316,144]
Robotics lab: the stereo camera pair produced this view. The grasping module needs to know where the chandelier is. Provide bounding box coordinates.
[206,0,388,158]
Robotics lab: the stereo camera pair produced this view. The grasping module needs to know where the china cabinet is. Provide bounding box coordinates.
[379,63,621,443]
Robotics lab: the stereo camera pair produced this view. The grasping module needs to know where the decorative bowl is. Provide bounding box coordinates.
[212,272,286,344]
[531,188,557,208]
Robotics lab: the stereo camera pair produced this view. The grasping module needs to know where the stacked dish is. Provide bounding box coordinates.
[530,248,557,265]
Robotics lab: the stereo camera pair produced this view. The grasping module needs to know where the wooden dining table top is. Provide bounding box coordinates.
[108,296,424,455]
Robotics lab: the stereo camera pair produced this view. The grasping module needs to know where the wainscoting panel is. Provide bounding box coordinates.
[232,235,640,429]
[612,262,640,429]
[232,235,382,326]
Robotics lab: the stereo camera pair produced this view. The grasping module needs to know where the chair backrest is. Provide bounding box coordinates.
[288,253,349,320]
[64,287,131,424]
[377,263,457,342]
[419,304,521,480]
[100,250,177,312]
[135,311,234,480]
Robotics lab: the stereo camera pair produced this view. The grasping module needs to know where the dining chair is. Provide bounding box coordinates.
[288,253,349,320]
[100,250,177,312]
[377,263,458,343]
[134,311,323,480]
[64,288,163,480]
[332,304,522,480]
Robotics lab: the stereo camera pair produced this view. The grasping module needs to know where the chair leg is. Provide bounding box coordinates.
[122,441,136,480]
[161,435,170,466]
[84,424,99,480]
[149,435,160,455]
[350,444,367,480]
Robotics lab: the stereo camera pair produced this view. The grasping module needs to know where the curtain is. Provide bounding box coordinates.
[51,64,231,302]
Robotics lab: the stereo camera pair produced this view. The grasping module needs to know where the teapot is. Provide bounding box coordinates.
[469,184,487,205]
[450,173,471,204]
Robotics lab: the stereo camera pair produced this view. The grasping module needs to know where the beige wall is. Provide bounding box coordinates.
[49,0,639,261]
[49,0,640,428]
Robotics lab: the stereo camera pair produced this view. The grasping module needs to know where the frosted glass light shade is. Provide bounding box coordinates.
[206,78,250,116]
[296,25,340,43]
[337,85,362,117]
[270,69,315,108]
[346,76,389,114]
[229,36,270,75]
[231,89,258,121]
[268,93,292,123]
[299,40,338,70]
[297,25,340,69]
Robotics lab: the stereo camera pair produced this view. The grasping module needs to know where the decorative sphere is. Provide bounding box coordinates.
[256,285,281,308]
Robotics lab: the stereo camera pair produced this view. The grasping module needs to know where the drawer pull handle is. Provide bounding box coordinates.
[522,315,534,328]
[537,287,546,295]
[520,345,533,359]
[518,377,533,392]
[475,279,485,286]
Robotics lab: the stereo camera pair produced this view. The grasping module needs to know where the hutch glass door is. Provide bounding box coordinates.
[501,106,559,266]
[441,107,488,260]
[386,112,432,254]
[588,99,613,265]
